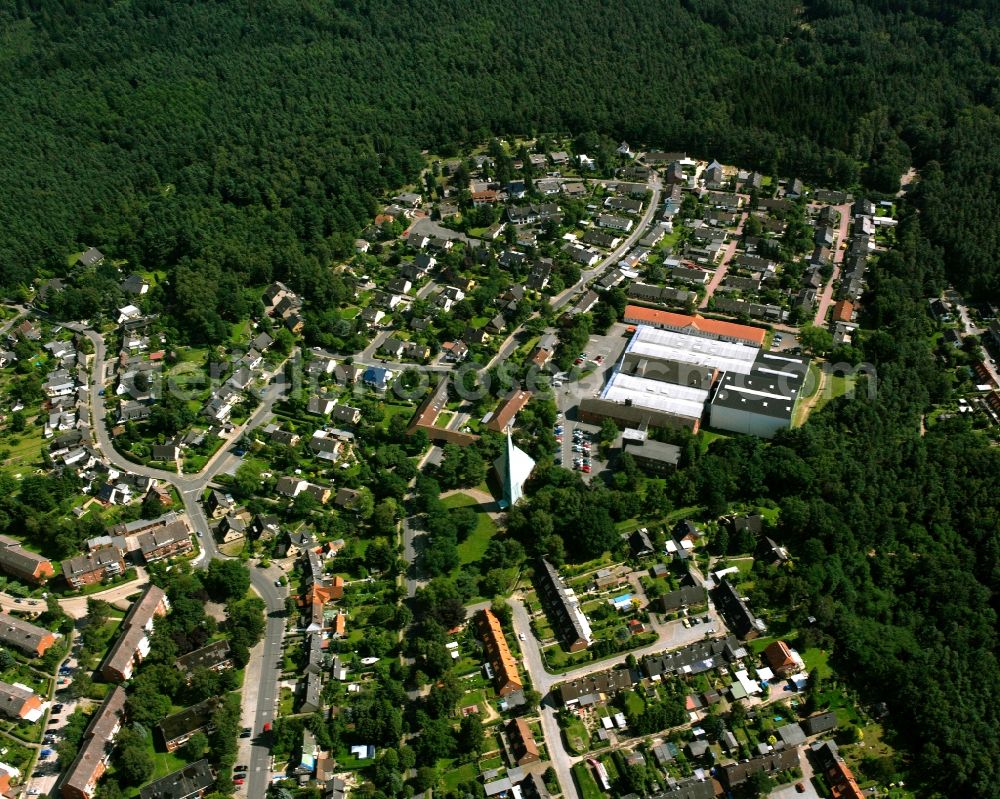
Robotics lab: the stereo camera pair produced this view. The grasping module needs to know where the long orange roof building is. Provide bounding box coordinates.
[477,609,522,697]
[623,305,767,346]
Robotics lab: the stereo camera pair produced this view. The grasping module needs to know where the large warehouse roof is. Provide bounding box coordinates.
[601,372,709,420]
[625,324,759,375]
[711,352,810,420]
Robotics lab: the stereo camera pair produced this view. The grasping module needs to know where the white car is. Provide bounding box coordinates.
[518,633,525,641]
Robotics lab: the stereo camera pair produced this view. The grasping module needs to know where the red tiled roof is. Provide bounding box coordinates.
[485,390,532,432]
[623,306,766,345]
[832,300,854,323]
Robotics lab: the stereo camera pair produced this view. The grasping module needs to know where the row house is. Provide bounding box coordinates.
[100,585,170,682]
[61,687,127,799]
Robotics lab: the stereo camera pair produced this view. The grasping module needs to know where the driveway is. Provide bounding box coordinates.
[812,203,852,326]
[699,211,748,309]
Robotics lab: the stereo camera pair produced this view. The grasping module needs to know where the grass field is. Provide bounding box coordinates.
[440,760,478,790]
[0,423,45,472]
[442,492,498,565]
[563,717,590,756]
[572,762,604,799]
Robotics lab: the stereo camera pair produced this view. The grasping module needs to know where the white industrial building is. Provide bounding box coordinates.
[625,324,759,376]
[585,323,808,438]
[709,352,810,438]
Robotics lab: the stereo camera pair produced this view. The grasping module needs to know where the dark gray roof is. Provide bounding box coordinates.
[711,351,809,421]
[158,699,215,744]
[139,760,214,799]
[175,640,231,673]
[643,635,744,678]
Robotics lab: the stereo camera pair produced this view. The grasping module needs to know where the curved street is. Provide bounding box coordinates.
[74,327,289,799]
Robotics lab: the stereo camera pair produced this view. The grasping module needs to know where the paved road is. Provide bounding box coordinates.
[0,572,152,620]
[244,568,287,799]
[509,594,725,799]
[698,210,748,309]
[73,326,289,799]
[551,174,663,312]
[812,203,852,327]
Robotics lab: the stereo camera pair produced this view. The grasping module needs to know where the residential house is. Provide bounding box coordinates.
[309,430,344,462]
[206,490,236,520]
[703,160,724,187]
[0,535,55,584]
[442,341,469,362]
[120,274,150,296]
[76,247,106,268]
[136,518,193,563]
[61,547,126,590]
[811,741,865,799]
[712,578,764,640]
[101,585,170,682]
[801,711,838,737]
[158,700,215,752]
[334,488,363,511]
[138,760,215,799]
[755,536,789,565]
[251,514,281,542]
[330,404,361,425]
[485,390,532,433]
[718,747,799,791]
[362,366,392,391]
[597,214,633,232]
[558,668,635,707]
[564,245,600,268]
[506,718,540,766]
[536,559,592,652]
[643,636,746,680]
[300,672,322,713]
[276,477,308,498]
[359,307,386,327]
[0,681,43,721]
[175,641,233,676]
[219,510,251,543]
[583,229,619,249]
[0,613,57,657]
[762,640,804,678]
[60,687,127,799]
[477,609,523,697]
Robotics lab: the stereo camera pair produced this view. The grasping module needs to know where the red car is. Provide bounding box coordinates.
[233,778,245,785]
[574,357,583,365]
[582,465,591,473]
[263,722,271,732]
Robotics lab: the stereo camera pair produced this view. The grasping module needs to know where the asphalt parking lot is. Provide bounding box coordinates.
[26,638,84,797]
[549,325,633,481]
[770,331,801,353]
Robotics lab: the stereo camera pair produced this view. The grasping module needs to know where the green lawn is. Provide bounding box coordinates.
[144,735,189,782]
[624,690,645,717]
[0,424,46,471]
[800,646,833,679]
[441,760,478,790]
[572,762,604,799]
[813,372,855,413]
[380,403,415,430]
[563,717,590,756]
[441,493,498,565]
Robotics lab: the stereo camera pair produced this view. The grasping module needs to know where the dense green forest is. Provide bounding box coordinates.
[2,0,1000,299]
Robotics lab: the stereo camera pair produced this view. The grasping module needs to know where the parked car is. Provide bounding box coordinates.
[263,722,271,732]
